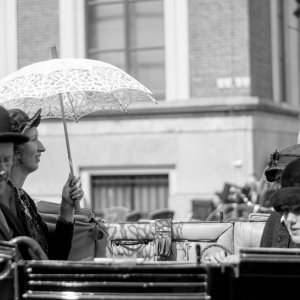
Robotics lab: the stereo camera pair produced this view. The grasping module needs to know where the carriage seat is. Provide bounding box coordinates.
[36,201,268,262]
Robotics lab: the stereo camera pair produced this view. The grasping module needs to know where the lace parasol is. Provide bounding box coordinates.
[0,57,156,122]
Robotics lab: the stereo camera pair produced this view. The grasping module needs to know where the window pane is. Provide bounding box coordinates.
[91,174,168,213]
[88,3,125,51]
[129,1,164,49]
[90,51,126,70]
[130,49,165,99]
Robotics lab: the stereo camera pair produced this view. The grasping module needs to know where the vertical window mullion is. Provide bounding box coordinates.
[279,0,287,102]
[124,0,131,73]
[130,175,135,210]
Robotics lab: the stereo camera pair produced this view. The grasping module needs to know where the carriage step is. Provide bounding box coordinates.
[28,273,207,282]
[27,280,207,293]
[23,291,211,300]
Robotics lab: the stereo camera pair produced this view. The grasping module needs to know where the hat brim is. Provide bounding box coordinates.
[0,133,29,145]
[265,155,300,182]
[271,187,300,212]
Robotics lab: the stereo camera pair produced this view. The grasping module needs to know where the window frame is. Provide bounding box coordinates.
[86,0,166,99]
[80,166,175,209]
[59,0,190,102]
[0,0,17,78]
[270,0,299,105]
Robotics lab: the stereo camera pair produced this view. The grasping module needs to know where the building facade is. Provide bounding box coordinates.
[0,0,299,220]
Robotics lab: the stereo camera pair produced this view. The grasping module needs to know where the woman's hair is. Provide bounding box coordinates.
[8,109,41,164]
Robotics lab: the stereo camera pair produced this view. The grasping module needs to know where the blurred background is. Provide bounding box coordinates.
[0,0,299,221]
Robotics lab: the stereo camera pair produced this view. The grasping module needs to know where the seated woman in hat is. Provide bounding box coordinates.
[203,145,300,263]
[265,156,300,247]
[4,108,84,260]
[0,106,29,240]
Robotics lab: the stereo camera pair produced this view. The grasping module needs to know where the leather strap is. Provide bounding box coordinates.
[154,218,172,260]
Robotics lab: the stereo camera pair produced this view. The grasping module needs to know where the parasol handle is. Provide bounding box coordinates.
[58,94,81,211]
[51,45,81,211]
[58,94,74,177]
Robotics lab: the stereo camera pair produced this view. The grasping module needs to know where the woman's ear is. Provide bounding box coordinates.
[13,144,24,165]
[13,155,22,165]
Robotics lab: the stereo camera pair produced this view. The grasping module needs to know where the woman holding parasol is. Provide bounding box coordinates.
[5,108,84,259]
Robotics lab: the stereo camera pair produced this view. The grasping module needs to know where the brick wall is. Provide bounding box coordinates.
[249,0,273,100]
[298,18,300,103]
[188,0,250,98]
[17,0,59,68]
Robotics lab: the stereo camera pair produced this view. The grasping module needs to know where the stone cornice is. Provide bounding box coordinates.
[81,97,299,120]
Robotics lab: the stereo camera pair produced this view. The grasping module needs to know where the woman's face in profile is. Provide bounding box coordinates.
[283,205,300,245]
[21,127,46,173]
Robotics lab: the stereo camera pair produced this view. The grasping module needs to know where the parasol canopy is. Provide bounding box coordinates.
[0,57,156,122]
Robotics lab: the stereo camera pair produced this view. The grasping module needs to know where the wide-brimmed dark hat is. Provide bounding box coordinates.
[272,157,300,211]
[265,144,300,182]
[0,106,29,144]
[272,187,300,212]
[8,108,41,134]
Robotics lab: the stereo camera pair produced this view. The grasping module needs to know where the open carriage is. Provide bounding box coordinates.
[0,204,298,300]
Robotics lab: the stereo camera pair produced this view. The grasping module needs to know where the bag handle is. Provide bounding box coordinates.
[112,240,149,252]
[113,240,149,246]
[200,243,233,262]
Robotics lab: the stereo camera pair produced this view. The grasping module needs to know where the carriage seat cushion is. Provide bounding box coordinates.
[171,222,233,262]
[233,221,266,253]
